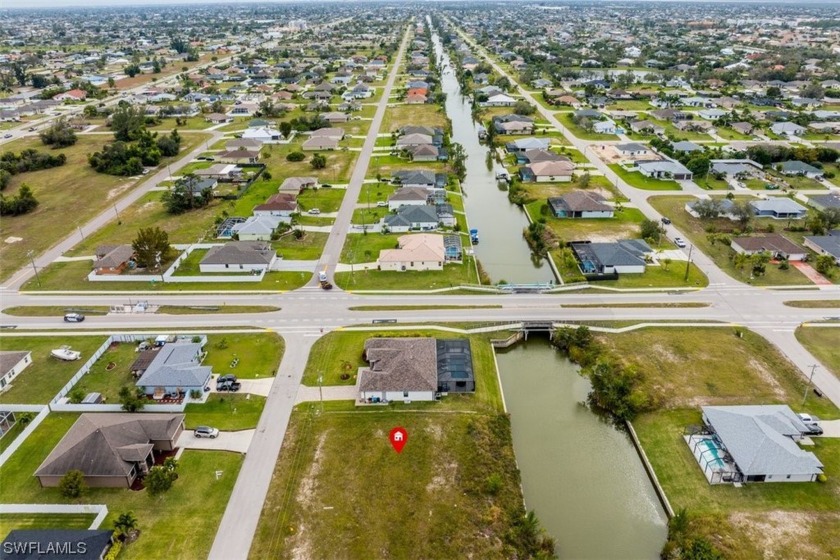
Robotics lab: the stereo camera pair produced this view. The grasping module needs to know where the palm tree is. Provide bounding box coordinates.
[114,511,138,540]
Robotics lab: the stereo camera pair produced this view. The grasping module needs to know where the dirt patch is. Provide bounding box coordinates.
[424,423,443,442]
[426,461,457,493]
[4,236,22,244]
[729,511,820,559]
[586,231,629,242]
[107,182,134,201]
[650,343,681,364]
[747,357,786,400]
[297,431,328,508]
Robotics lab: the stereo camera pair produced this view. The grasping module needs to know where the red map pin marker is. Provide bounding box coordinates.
[389,427,408,453]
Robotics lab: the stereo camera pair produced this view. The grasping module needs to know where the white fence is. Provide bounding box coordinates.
[0,407,49,468]
[0,404,47,413]
[0,504,109,530]
[51,402,190,413]
[86,243,267,283]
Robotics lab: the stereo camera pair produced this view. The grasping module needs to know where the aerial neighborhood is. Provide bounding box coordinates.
[0,2,839,560]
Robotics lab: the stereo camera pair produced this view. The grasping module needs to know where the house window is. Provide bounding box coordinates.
[456,381,466,388]
[225,264,229,269]
[403,391,409,398]
[786,475,791,479]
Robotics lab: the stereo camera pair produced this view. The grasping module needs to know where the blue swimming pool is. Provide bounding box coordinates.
[698,438,725,469]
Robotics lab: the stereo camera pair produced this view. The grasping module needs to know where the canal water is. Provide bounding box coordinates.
[496,337,668,559]
[430,31,554,284]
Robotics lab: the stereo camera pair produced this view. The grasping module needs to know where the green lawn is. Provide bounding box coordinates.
[525,204,646,243]
[157,305,280,315]
[21,260,310,292]
[341,232,401,263]
[608,164,681,191]
[336,257,478,291]
[0,336,107,404]
[380,103,449,133]
[351,206,390,225]
[557,113,616,141]
[259,143,358,186]
[597,261,708,289]
[71,342,139,403]
[202,333,284,379]
[648,196,813,286]
[295,188,346,213]
[172,249,207,276]
[795,326,840,380]
[0,133,209,282]
[0,513,96,533]
[694,175,731,190]
[0,420,25,453]
[2,306,110,316]
[273,231,328,260]
[185,393,267,431]
[0,413,243,560]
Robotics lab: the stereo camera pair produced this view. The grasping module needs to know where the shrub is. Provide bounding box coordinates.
[145,465,177,496]
[286,151,305,162]
[103,540,122,560]
[59,470,86,498]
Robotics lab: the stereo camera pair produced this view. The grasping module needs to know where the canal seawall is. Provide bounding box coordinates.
[626,420,675,519]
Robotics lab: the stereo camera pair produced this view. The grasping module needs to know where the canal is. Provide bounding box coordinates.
[430,29,554,285]
[496,337,668,559]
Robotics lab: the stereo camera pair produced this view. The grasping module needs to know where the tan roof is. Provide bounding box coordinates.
[528,160,575,176]
[94,245,134,269]
[359,338,438,392]
[378,233,445,263]
[732,234,805,255]
[255,193,297,212]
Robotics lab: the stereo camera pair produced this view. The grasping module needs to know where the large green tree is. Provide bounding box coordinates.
[131,227,171,269]
[110,104,146,142]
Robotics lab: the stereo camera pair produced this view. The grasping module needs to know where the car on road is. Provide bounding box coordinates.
[376,201,387,207]
[63,313,85,323]
[674,237,687,248]
[308,208,321,215]
[28,127,35,132]
[194,426,219,439]
[660,217,671,225]
[3,133,11,139]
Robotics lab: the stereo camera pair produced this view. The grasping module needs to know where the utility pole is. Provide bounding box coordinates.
[27,250,41,287]
[684,244,693,282]
[76,223,85,240]
[113,203,121,221]
[802,364,819,406]
[317,374,324,413]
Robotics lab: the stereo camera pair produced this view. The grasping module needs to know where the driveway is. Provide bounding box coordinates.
[792,261,832,286]
[210,375,274,397]
[294,384,358,404]
[176,429,254,454]
[817,419,840,438]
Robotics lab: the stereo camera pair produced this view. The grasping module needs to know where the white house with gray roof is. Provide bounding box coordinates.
[199,241,277,273]
[135,341,212,398]
[0,350,32,390]
[691,405,824,484]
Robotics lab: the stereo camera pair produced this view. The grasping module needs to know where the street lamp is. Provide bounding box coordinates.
[684,244,693,282]
[802,364,819,406]
[26,250,41,287]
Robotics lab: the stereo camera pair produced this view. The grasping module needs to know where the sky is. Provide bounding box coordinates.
[2,0,836,9]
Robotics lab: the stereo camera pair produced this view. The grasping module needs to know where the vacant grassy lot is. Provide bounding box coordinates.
[0,336,107,404]
[295,188,346,213]
[273,231,328,260]
[0,413,243,560]
[260,142,358,185]
[597,327,838,416]
[20,260,310,292]
[597,262,708,289]
[67,192,227,256]
[380,103,449,133]
[185,393,267,431]
[202,333,284,379]
[795,326,840,379]
[649,196,812,286]
[608,164,681,191]
[0,133,208,282]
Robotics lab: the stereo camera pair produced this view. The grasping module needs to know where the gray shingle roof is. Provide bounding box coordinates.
[359,338,438,392]
[549,191,611,213]
[384,205,439,228]
[135,342,212,389]
[35,414,184,478]
[0,351,30,377]
[201,242,274,266]
[3,530,114,560]
[703,405,823,477]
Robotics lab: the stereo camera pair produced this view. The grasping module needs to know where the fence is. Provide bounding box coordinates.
[0,504,108,530]
[0,407,49,468]
[51,402,189,413]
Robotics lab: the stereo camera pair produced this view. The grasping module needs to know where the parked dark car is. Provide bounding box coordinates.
[660,217,671,225]
[803,423,823,436]
[216,374,237,390]
[229,381,242,392]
